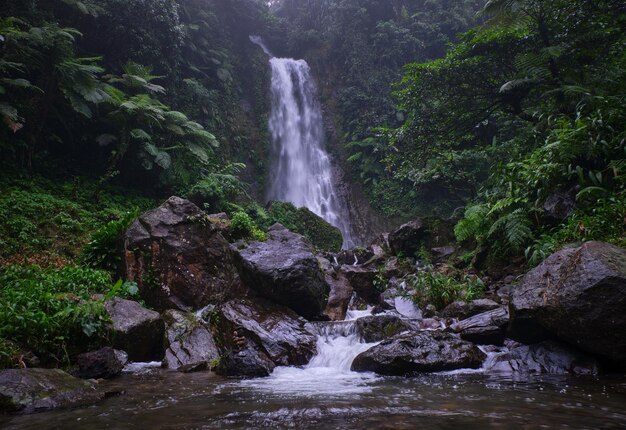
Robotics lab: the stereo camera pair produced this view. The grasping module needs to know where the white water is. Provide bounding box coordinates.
[239,319,378,396]
[250,36,354,248]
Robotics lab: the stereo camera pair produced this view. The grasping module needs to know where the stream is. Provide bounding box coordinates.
[2,311,626,429]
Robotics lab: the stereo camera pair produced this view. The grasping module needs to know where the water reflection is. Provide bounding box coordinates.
[2,371,625,429]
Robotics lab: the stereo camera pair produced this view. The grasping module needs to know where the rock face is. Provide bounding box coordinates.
[163,310,219,370]
[543,189,576,222]
[355,315,413,342]
[216,299,317,367]
[75,347,128,379]
[105,298,164,362]
[449,307,509,346]
[340,265,379,304]
[0,369,104,414]
[388,219,426,256]
[319,258,353,321]
[121,196,243,311]
[351,331,486,375]
[234,224,329,320]
[442,299,501,320]
[484,341,599,375]
[508,242,626,363]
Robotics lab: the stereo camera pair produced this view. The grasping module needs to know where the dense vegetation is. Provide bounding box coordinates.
[1,0,624,368]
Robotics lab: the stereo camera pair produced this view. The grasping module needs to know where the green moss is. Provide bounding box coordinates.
[266,201,343,252]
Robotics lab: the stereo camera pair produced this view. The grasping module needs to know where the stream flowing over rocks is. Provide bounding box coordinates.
[2,198,625,424]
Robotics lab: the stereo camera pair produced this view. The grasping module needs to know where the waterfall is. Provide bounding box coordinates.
[250,36,354,248]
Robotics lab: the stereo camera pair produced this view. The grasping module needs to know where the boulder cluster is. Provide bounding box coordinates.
[2,197,624,414]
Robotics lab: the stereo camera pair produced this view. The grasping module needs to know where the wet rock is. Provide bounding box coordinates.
[121,196,243,311]
[0,369,105,414]
[105,298,164,362]
[543,189,576,222]
[388,219,427,256]
[206,212,231,235]
[177,362,208,373]
[163,310,219,370]
[355,315,413,342]
[431,246,456,261]
[416,317,446,330]
[485,341,599,375]
[215,343,275,378]
[216,299,317,366]
[383,257,411,279]
[340,265,379,304]
[380,288,423,318]
[441,299,501,320]
[351,331,486,375]
[368,233,390,257]
[75,347,128,379]
[319,257,353,321]
[335,247,376,266]
[422,304,437,318]
[234,224,329,320]
[508,242,626,363]
[449,307,509,346]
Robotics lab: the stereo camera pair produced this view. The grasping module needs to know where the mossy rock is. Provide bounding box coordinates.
[266,201,343,252]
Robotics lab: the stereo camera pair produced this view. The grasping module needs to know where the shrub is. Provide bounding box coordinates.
[406,270,484,310]
[0,265,117,366]
[81,208,140,272]
[230,211,267,241]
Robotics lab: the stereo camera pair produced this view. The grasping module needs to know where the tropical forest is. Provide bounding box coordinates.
[0,0,625,428]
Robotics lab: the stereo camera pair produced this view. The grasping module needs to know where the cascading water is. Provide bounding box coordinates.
[250,36,355,248]
[238,310,379,395]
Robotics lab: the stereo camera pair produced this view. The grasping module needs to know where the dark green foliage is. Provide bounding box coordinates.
[407,270,485,310]
[0,176,153,265]
[266,201,343,252]
[383,0,626,264]
[230,211,267,242]
[0,265,113,366]
[81,209,139,272]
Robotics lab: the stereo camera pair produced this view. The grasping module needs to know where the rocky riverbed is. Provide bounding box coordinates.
[1,197,625,422]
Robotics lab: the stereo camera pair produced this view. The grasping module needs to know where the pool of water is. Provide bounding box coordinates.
[2,369,625,429]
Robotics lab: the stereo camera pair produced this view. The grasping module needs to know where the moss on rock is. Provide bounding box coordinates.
[267,201,343,252]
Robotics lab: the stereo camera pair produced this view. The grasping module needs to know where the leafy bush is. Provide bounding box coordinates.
[526,193,626,266]
[81,208,140,272]
[406,270,484,310]
[230,211,266,241]
[0,176,154,265]
[0,265,116,367]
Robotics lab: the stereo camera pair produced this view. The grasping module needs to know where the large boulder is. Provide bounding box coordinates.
[162,310,219,370]
[0,369,105,414]
[319,257,353,321]
[355,315,413,342]
[448,307,509,346]
[75,347,128,379]
[441,299,501,320]
[351,331,485,375]
[215,299,317,367]
[508,242,626,363]
[388,219,427,256]
[340,265,379,304]
[105,297,164,362]
[267,201,343,252]
[121,196,244,311]
[234,224,329,320]
[484,341,599,375]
